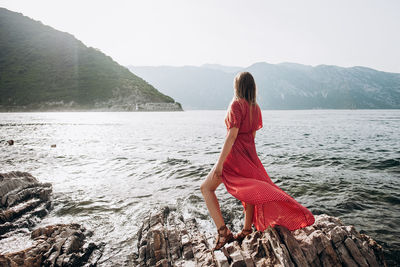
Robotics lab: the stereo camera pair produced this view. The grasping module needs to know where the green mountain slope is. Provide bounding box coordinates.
[0,8,181,111]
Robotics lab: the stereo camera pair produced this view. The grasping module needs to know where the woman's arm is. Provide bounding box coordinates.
[213,127,239,178]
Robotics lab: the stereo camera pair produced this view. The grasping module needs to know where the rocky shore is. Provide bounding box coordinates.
[0,172,102,266]
[0,172,388,266]
[134,207,386,267]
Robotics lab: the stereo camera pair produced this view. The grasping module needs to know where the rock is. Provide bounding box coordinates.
[276,225,308,266]
[0,172,103,266]
[134,207,387,267]
[6,140,14,146]
[0,224,103,266]
[0,172,52,236]
[51,144,56,148]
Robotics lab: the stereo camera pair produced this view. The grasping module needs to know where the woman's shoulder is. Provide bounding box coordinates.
[228,99,246,116]
[231,98,261,108]
[229,98,240,109]
[229,98,262,114]
[230,98,248,108]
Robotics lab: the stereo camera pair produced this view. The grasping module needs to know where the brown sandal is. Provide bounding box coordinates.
[213,225,234,251]
[234,228,253,243]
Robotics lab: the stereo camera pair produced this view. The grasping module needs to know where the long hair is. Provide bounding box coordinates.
[233,72,257,105]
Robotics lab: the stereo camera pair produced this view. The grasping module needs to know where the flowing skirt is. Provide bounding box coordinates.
[221,134,315,231]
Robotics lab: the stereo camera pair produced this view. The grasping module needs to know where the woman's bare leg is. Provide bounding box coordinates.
[244,203,254,230]
[200,168,225,229]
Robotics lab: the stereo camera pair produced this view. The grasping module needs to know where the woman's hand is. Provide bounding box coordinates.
[213,162,223,179]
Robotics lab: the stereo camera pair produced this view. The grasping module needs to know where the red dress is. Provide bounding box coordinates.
[221,98,315,231]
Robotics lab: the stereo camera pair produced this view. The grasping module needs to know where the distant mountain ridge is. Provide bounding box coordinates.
[201,64,243,73]
[128,62,400,110]
[0,8,181,111]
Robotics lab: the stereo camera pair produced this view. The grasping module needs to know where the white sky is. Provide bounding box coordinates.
[1,0,400,72]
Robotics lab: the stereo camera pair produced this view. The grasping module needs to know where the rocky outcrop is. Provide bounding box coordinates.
[0,171,52,237]
[0,224,102,267]
[0,172,102,266]
[134,207,386,267]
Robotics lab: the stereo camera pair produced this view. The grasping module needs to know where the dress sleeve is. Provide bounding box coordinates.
[225,100,242,129]
[256,104,263,131]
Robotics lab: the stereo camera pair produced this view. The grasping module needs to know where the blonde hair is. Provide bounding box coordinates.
[233,72,257,105]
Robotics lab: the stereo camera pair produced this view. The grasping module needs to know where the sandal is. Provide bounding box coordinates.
[234,228,253,243]
[213,225,234,251]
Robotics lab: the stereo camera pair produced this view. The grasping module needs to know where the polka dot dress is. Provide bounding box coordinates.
[222,98,315,231]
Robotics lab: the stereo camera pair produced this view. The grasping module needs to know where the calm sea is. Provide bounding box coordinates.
[0,110,399,266]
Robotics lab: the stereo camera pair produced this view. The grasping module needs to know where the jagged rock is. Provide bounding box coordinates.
[134,207,387,267]
[0,171,52,236]
[0,172,103,266]
[0,224,103,266]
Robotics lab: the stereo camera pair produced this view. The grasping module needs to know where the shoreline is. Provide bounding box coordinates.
[0,172,390,266]
[1,108,400,113]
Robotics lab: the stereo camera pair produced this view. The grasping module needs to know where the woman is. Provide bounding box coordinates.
[200,72,315,251]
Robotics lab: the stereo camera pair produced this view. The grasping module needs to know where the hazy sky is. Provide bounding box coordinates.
[1,0,400,72]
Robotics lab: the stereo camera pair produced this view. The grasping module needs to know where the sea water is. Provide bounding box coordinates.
[0,110,399,265]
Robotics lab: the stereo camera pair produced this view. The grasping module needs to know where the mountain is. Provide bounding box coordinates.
[0,8,181,111]
[127,65,234,110]
[128,62,400,110]
[201,64,243,73]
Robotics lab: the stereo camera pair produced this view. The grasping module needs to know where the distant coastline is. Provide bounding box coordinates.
[0,101,182,112]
